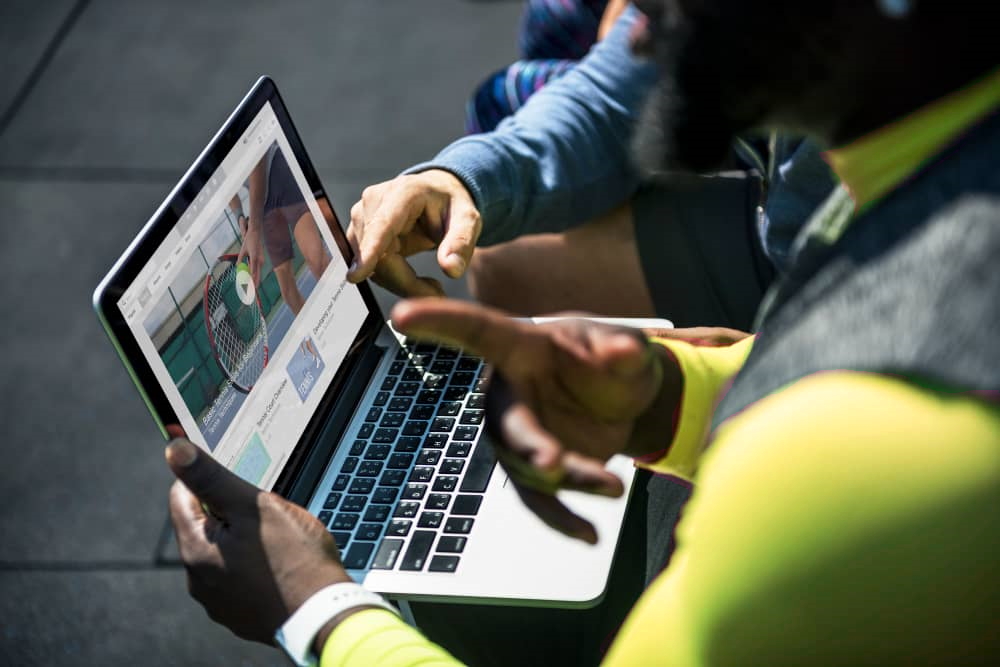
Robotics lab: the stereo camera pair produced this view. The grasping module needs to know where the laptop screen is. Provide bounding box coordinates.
[115,101,368,490]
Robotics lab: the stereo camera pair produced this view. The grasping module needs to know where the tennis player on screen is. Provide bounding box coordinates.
[229,141,331,315]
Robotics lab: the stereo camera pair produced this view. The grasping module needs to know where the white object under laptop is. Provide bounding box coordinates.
[92,76,673,609]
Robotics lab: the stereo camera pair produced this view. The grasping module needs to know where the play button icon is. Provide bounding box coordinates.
[235,264,256,305]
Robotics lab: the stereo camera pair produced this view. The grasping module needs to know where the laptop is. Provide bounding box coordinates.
[93,77,668,607]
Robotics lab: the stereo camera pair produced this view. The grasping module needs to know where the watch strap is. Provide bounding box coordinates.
[275,582,398,667]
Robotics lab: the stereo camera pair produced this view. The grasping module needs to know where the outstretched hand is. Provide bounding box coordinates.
[391,298,681,543]
[165,436,350,643]
[346,170,482,297]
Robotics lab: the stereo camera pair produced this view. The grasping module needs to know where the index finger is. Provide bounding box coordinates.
[390,298,533,366]
[350,188,426,280]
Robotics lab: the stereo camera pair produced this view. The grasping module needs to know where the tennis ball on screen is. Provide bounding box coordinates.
[236,261,250,275]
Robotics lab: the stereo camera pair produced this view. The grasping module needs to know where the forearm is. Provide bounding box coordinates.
[405,7,657,245]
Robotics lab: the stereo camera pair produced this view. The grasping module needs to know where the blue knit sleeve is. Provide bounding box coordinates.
[405,6,658,246]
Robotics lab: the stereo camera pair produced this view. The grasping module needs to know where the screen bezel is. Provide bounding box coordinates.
[93,76,386,497]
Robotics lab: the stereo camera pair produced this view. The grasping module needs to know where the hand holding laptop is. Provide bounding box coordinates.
[390,297,682,544]
[166,436,352,644]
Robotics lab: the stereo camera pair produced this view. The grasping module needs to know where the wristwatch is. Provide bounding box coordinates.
[274,582,398,667]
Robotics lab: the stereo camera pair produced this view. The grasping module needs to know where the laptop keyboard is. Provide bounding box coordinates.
[315,341,494,574]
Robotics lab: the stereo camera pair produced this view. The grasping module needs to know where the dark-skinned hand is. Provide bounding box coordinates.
[165,434,351,644]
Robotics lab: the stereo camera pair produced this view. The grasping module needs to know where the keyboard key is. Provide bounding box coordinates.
[358,423,375,439]
[349,478,375,494]
[431,417,456,433]
[373,428,399,444]
[365,407,382,422]
[451,494,483,516]
[402,483,428,501]
[423,434,448,449]
[323,493,342,510]
[364,444,391,460]
[426,494,451,511]
[349,439,366,456]
[416,389,442,405]
[388,396,412,411]
[410,404,434,420]
[440,459,464,475]
[403,368,423,382]
[318,510,333,526]
[457,357,479,371]
[400,530,436,571]
[409,467,434,483]
[372,538,404,569]
[341,495,367,513]
[388,453,414,469]
[340,457,359,473]
[474,377,489,392]
[437,348,459,360]
[437,401,462,417]
[429,555,460,573]
[417,450,441,466]
[330,531,351,549]
[450,371,476,386]
[373,391,390,406]
[446,442,471,458]
[387,519,412,537]
[467,394,485,409]
[394,502,420,518]
[397,382,420,397]
[372,488,398,505]
[389,361,405,375]
[432,476,459,492]
[355,523,383,541]
[418,511,445,529]
[357,460,383,477]
[343,542,375,569]
[454,426,478,441]
[380,412,405,428]
[331,513,360,531]
[332,474,350,491]
[380,376,397,391]
[380,470,406,486]
[431,360,454,374]
[403,421,428,436]
[460,442,497,492]
[423,374,447,390]
[444,387,467,402]
[444,517,475,534]
[436,536,467,553]
[410,353,433,367]
[395,437,421,453]
[460,410,484,425]
[364,504,392,522]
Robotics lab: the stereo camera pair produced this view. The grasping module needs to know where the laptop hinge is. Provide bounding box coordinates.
[285,339,385,505]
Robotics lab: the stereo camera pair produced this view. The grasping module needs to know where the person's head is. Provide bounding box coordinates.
[630,0,999,172]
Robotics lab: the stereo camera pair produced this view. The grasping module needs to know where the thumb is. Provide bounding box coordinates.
[165,439,259,516]
[436,197,480,279]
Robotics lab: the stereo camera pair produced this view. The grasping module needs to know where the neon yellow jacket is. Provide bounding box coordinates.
[319,336,1000,665]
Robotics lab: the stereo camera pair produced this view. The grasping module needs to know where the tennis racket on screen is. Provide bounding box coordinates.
[203,253,269,393]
